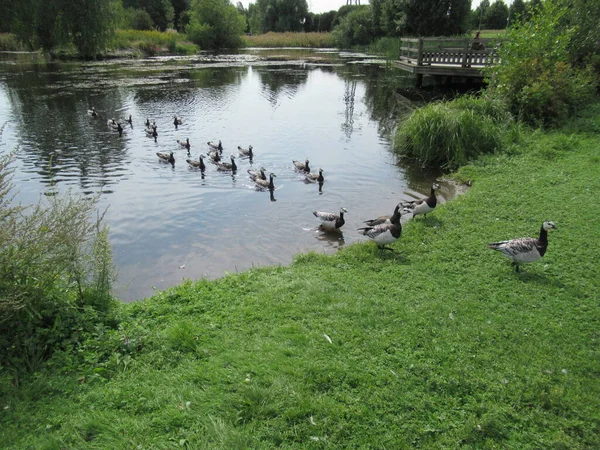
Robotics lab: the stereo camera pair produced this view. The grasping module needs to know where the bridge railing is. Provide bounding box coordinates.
[399,37,503,68]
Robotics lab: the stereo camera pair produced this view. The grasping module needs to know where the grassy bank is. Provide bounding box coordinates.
[243,32,336,48]
[1,105,599,447]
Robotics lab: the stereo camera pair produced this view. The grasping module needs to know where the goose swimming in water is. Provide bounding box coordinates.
[173,116,183,129]
[313,207,347,231]
[401,183,440,218]
[293,159,310,172]
[116,122,123,137]
[489,221,557,272]
[248,167,267,181]
[208,149,221,163]
[207,140,223,152]
[305,168,324,183]
[87,107,97,117]
[157,151,175,165]
[358,204,402,251]
[107,118,119,129]
[237,145,253,158]
[177,138,191,151]
[146,126,158,142]
[255,173,276,190]
[186,154,205,171]
[216,155,237,172]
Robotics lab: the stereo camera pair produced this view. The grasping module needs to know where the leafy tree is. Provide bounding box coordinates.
[10,0,118,56]
[484,0,509,29]
[252,0,308,33]
[123,8,155,30]
[333,6,374,47]
[508,0,527,25]
[171,0,192,30]
[123,0,175,31]
[375,0,471,37]
[472,0,490,29]
[560,0,600,68]
[186,0,246,49]
[318,11,337,32]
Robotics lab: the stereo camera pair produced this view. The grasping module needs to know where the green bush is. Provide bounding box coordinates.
[0,154,117,375]
[394,96,519,169]
[186,0,245,50]
[122,7,155,31]
[333,6,373,48]
[0,33,23,51]
[487,0,598,128]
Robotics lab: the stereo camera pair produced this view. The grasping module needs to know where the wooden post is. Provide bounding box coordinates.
[461,39,470,68]
[416,38,424,66]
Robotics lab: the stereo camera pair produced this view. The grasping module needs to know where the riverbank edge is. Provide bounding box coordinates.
[1,104,599,447]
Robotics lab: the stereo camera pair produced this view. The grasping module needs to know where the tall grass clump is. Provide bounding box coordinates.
[110,29,197,55]
[394,96,519,169]
[0,154,117,377]
[243,32,335,48]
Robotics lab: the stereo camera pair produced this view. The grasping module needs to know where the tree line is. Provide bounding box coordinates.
[0,0,596,56]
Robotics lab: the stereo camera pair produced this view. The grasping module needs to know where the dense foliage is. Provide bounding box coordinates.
[9,0,119,57]
[332,6,374,48]
[247,0,308,34]
[487,0,598,127]
[0,155,117,376]
[186,0,246,49]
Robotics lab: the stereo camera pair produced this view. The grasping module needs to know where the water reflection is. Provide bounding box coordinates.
[0,49,454,301]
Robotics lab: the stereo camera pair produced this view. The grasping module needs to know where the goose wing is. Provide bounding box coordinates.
[489,237,538,257]
[313,211,338,222]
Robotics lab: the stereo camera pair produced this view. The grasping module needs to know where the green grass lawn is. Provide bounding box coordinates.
[1,106,599,448]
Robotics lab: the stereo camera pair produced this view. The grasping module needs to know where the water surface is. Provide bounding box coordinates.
[0,49,456,301]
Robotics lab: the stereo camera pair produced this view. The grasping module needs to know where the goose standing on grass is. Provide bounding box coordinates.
[489,221,557,272]
[186,154,205,171]
[358,204,402,251]
[216,155,237,172]
[87,107,97,117]
[208,140,223,152]
[401,183,440,218]
[173,116,183,129]
[177,138,191,152]
[305,168,324,183]
[313,207,347,231]
[248,167,267,181]
[238,145,253,158]
[293,159,310,172]
[255,173,276,190]
[157,151,175,165]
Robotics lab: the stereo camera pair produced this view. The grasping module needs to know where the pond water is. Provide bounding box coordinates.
[0,49,458,301]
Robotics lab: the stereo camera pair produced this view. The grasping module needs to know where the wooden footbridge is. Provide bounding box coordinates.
[396,37,502,87]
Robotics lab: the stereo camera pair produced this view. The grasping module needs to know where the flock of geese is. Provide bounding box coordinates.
[87,107,557,273]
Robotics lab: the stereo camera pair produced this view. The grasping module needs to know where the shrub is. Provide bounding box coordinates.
[123,8,155,31]
[0,154,117,375]
[186,0,246,50]
[487,0,598,128]
[394,96,519,169]
[0,33,23,51]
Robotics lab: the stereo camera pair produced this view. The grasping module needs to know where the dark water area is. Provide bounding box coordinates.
[0,49,461,301]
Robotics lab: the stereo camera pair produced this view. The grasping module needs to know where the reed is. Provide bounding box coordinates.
[110,29,198,55]
[243,32,336,48]
[394,96,519,169]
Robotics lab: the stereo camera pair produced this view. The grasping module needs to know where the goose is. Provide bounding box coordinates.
[157,151,175,165]
[173,116,183,129]
[305,168,324,183]
[177,138,191,151]
[358,204,402,251]
[488,221,557,272]
[255,173,276,190]
[146,127,158,142]
[186,154,206,171]
[125,115,132,126]
[238,145,253,158]
[107,118,119,129]
[401,183,440,218]
[116,122,123,137]
[207,140,223,152]
[208,149,221,163]
[248,167,267,181]
[87,107,97,117]
[145,118,151,128]
[293,159,310,172]
[362,202,402,227]
[216,155,237,172]
[313,207,347,231]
